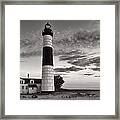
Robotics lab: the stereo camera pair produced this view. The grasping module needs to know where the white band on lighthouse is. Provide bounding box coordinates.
[42,65,54,91]
[43,35,53,48]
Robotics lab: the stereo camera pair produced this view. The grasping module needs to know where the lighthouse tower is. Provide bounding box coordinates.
[41,22,54,92]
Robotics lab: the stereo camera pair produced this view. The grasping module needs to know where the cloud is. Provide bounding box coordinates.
[54,66,84,73]
[20,27,100,57]
[91,67,100,71]
[59,49,100,67]
[68,56,100,67]
[84,73,94,76]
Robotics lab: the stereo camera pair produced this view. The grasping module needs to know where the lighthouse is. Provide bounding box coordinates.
[41,22,54,92]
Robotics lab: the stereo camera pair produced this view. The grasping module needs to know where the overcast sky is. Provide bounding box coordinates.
[21,20,100,37]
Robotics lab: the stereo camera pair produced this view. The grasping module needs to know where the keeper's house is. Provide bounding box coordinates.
[20,77,42,94]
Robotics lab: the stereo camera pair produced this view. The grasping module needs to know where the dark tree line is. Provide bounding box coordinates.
[54,75,64,91]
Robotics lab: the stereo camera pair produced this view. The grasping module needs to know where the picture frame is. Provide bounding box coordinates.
[0,0,119,119]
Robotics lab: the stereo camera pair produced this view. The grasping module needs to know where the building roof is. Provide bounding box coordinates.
[20,77,42,84]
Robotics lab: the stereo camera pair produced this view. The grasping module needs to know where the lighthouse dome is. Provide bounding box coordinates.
[42,22,53,37]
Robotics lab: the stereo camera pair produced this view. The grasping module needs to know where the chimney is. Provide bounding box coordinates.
[27,73,29,78]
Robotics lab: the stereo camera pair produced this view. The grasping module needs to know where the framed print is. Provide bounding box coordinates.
[0,0,119,119]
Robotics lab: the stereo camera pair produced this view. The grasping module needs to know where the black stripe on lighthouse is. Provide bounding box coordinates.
[42,46,53,66]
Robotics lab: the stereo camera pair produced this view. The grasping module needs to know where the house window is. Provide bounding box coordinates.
[20,80,24,84]
[22,86,24,89]
[30,80,34,84]
[26,86,28,89]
